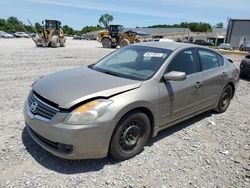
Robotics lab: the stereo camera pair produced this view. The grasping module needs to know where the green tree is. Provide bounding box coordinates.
[98,14,113,28]
[215,22,224,28]
[34,22,42,33]
[81,25,102,34]
[148,22,212,32]
[5,16,23,32]
[0,18,6,30]
[62,25,75,36]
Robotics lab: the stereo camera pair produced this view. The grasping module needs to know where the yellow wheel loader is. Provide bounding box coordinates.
[97,25,139,48]
[28,20,66,48]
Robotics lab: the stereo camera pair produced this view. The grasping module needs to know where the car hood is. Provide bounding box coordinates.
[32,66,142,109]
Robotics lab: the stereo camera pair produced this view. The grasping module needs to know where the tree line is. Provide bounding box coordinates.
[147,22,213,32]
[0,15,223,36]
[0,16,103,36]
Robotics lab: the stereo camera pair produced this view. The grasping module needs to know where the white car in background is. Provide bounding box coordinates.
[14,32,29,38]
[0,31,14,38]
[159,38,175,42]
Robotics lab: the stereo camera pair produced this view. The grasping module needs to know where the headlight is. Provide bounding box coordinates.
[63,99,112,125]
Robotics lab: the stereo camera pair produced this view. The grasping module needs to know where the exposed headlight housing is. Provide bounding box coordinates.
[63,99,112,125]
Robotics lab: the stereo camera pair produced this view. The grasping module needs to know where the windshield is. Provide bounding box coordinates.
[91,45,172,80]
[245,42,250,47]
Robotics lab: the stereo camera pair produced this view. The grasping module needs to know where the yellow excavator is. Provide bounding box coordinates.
[28,19,66,48]
[97,25,139,48]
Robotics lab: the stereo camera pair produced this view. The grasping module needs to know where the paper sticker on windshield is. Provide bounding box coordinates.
[143,52,163,58]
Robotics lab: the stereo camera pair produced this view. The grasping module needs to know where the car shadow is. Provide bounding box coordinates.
[148,111,212,146]
[22,111,213,174]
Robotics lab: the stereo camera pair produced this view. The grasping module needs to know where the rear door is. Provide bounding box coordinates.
[159,48,203,124]
[197,49,227,108]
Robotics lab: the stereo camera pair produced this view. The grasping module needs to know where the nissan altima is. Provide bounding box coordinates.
[23,42,239,160]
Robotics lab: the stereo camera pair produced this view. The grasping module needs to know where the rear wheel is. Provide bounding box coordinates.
[102,37,111,48]
[109,112,151,160]
[215,85,233,113]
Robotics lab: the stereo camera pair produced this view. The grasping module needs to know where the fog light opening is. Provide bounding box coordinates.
[58,144,73,153]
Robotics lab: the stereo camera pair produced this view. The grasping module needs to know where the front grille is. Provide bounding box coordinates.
[27,91,59,120]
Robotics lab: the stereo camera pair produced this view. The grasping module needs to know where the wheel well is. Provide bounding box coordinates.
[108,107,155,155]
[227,82,235,98]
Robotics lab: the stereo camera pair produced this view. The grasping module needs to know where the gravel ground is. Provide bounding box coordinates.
[0,38,249,188]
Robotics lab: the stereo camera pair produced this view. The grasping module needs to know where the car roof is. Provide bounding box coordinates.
[132,41,199,51]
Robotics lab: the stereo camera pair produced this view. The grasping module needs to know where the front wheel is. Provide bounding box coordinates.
[109,112,151,160]
[214,85,233,113]
[102,38,111,48]
[51,36,59,48]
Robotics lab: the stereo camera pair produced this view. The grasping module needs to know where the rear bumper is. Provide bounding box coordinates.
[23,101,115,159]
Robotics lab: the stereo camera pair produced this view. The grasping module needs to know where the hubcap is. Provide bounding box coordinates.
[221,90,231,108]
[119,123,142,151]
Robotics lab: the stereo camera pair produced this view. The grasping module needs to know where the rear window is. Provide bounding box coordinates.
[198,50,220,71]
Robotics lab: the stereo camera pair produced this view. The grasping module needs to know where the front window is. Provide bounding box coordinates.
[91,46,172,80]
[167,49,199,75]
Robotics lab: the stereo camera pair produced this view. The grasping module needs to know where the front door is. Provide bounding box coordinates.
[159,48,202,125]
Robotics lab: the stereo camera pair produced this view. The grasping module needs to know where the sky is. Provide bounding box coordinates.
[0,0,249,30]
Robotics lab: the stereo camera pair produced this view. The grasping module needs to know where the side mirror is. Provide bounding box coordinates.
[163,71,186,81]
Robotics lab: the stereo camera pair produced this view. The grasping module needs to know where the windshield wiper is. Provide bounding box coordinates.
[102,70,122,77]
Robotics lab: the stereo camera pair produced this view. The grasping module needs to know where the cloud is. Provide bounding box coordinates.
[25,0,250,25]
[25,0,198,20]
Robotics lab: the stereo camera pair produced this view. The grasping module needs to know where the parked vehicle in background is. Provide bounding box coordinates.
[159,38,174,42]
[240,55,250,78]
[0,31,14,38]
[218,43,233,50]
[194,39,213,46]
[14,32,29,38]
[239,41,250,51]
[73,35,81,40]
[23,42,239,160]
[31,33,38,38]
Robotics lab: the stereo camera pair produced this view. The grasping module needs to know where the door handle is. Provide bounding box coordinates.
[222,72,227,77]
[195,82,202,88]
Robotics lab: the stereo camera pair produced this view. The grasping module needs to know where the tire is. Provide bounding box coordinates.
[51,36,59,48]
[111,44,117,48]
[109,111,151,160]
[102,38,111,48]
[119,38,130,48]
[214,85,233,113]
